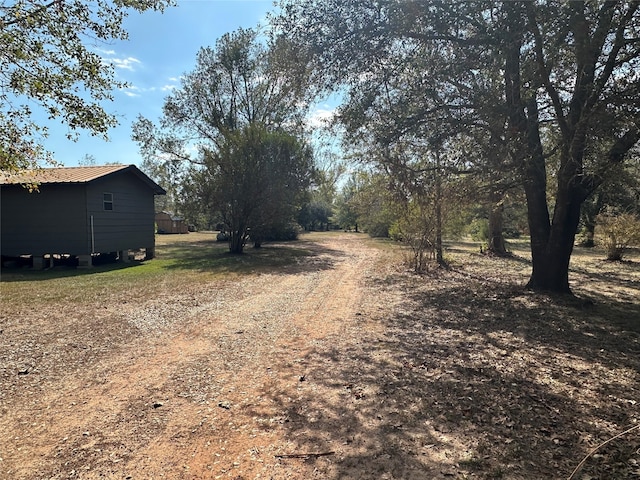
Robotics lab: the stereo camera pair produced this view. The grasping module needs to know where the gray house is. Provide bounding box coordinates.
[0,165,166,268]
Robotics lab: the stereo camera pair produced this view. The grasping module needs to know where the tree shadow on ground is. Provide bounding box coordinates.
[256,263,640,479]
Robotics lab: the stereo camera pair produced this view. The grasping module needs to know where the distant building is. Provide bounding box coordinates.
[155,211,189,234]
[0,165,166,268]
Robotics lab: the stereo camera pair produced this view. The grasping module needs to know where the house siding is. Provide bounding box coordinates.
[0,184,88,256]
[86,175,156,253]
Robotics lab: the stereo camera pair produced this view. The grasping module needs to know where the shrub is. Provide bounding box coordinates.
[595,210,640,261]
[260,222,301,242]
[388,221,403,241]
[366,221,391,238]
[468,218,489,242]
[393,203,437,273]
[251,222,301,247]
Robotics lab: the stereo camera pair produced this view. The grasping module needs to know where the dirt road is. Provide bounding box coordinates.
[1,234,396,479]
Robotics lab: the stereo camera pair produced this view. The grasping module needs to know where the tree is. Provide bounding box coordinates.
[298,200,332,231]
[133,28,313,253]
[506,2,639,292]
[0,0,172,174]
[299,159,345,231]
[342,170,396,237]
[390,199,438,273]
[335,174,360,232]
[274,0,640,293]
[140,154,187,220]
[279,1,517,260]
[205,124,313,252]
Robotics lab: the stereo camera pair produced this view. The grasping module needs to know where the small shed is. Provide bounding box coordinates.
[155,211,189,234]
[0,164,166,268]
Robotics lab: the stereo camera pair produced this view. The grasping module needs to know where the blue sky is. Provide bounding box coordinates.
[40,0,336,167]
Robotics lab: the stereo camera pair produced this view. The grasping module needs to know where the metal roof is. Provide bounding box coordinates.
[0,165,166,195]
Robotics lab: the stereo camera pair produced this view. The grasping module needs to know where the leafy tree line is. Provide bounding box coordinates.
[3,1,638,280]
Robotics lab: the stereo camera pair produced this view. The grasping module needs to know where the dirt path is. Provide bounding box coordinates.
[0,234,393,479]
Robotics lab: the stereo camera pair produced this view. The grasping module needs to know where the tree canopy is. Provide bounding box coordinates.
[0,0,172,174]
[274,0,640,293]
[134,28,314,253]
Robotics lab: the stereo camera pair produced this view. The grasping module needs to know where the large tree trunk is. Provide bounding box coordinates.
[526,147,584,293]
[521,99,582,294]
[503,8,575,294]
[526,195,581,294]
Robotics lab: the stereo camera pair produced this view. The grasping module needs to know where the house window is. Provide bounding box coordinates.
[103,193,113,211]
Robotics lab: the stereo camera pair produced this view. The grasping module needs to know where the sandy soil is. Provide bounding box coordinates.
[1,233,639,479]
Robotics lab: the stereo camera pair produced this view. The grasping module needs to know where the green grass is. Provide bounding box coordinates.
[0,232,316,306]
[157,238,314,274]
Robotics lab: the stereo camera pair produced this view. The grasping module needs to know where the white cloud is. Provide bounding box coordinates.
[120,85,141,98]
[111,68,179,99]
[95,48,116,56]
[109,56,142,71]
[160,76,180,92]
[96,48,143,72]
[306,108,335,129]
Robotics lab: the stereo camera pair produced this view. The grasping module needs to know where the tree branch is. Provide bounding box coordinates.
[579,125,640,200]
[525,3,570,138]
[588,2,639,110]
[567,423,640,480]
[0,0,64,28]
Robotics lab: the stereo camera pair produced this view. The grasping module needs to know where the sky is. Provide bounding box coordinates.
[38,0,336,168]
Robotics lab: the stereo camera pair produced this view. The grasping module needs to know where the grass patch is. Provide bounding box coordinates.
[0,232,317,307]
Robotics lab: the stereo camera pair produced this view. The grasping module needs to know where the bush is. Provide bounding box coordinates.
[261,223,301,241]
[468,218,489,242]
[366,221,391,238]
[595,210,640,261]
[251,222,301,247]
[388,221,403,241]
[577,226,596,247]
[392,204,437,273]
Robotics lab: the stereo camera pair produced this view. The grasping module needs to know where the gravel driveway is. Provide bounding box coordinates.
[0,233,396,479]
